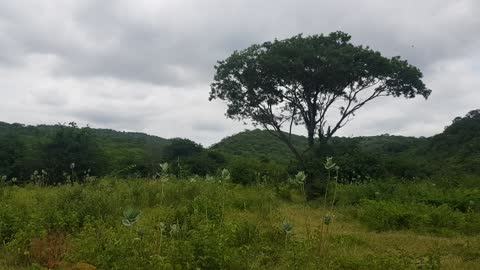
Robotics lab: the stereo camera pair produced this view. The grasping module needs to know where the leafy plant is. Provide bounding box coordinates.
[122,208,141,227]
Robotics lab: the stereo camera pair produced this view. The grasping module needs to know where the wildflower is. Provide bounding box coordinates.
[159,162,169,173]
[221,168,231,181]
[158,222,166,232]
[288,171,306,186]
[122,207,140,227]
[323,214,334,225]
[324,157,336,170]
[281,220,294,235]
[170,224,179,236]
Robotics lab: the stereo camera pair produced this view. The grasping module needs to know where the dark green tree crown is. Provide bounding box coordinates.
[210,31,431,159]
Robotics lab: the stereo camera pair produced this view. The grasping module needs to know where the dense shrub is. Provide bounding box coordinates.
[228,157,288,185]
[336,180,480,213]
[357,200,480,235]
[0,178,478,269]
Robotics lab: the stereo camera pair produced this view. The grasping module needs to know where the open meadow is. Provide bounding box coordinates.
[1,177,479,270]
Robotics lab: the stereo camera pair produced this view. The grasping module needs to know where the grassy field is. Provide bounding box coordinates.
[0,177,479,269]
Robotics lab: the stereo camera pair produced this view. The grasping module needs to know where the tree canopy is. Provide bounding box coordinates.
[210,31,431,161]
[43,122,105,184]
[0,108,479,184]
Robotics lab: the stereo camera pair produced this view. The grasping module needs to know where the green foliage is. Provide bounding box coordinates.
[228,157,288,185]
[0,122,227,183]
[357,200,480,235]
[212,129,307,164]
[210,31,430,163]
[215,110,480,181]
[162,138,203,160]
[42,123,105,184]
[122,207,141,227]
[428,109,480,175]
[0,179,282,269]
[0,131,25,180]
[333,180,480,235]
[336,180,480,212]
[1,107,480,184]
[0,178,478,269]
[0,121,171,182]
[186,150,226,177]
[161,138,226,177]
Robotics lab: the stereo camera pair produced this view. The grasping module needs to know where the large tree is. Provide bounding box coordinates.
[43,122,105,184]
[210,31,431,161]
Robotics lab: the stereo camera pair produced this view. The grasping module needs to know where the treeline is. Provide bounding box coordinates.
[213,109,480,181]
[0,110,479,185]
[0,122,168,184]
[0,122,284,185]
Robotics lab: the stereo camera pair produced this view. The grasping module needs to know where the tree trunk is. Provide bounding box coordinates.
[307,129,315,148]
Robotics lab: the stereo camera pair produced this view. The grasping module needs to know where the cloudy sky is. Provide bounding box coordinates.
[1,0,479,145]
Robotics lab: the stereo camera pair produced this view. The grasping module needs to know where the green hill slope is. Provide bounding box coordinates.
[0,122,170,178]
[211,129,428,164]
[211,110,480,178]
[428,110,480,174]
[1,109,479,181]
[210,129,307,163]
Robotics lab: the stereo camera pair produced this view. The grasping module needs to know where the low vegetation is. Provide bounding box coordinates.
[0,172,479,269]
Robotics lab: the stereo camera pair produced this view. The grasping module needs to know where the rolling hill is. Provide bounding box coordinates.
[0,109,479,180]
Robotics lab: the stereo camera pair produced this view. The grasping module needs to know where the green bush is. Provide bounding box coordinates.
[336,181,480,213]
[228,157,287,185]
[357,199,479,235]
[0,178,478,269]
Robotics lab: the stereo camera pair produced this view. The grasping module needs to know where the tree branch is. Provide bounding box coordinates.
[326,82,384,139]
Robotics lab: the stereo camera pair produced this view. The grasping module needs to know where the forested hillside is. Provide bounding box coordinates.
[211,129,307,164]
[213,109,480,179]
[0,109,479,184]
[0,122,170,182]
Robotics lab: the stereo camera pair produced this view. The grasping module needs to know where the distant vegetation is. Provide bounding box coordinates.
[0,122,168,183]
[214,109,480,181]
[0,109,479,186]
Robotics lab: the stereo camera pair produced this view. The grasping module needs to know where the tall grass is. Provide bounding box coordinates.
[0,177,478,269]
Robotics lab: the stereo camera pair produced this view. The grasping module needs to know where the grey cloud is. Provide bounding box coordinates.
[0,0,479,145]
[69,0,480,83]
[192,121,226,133]
[70,109,144,127]
[68,103,160,131]
[1,0,479,86]
[30,89,68,106]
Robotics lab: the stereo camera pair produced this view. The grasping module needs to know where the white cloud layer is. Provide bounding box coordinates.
[0,0,479,145]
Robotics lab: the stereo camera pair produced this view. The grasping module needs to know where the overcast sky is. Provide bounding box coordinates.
[0,0,479,145]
